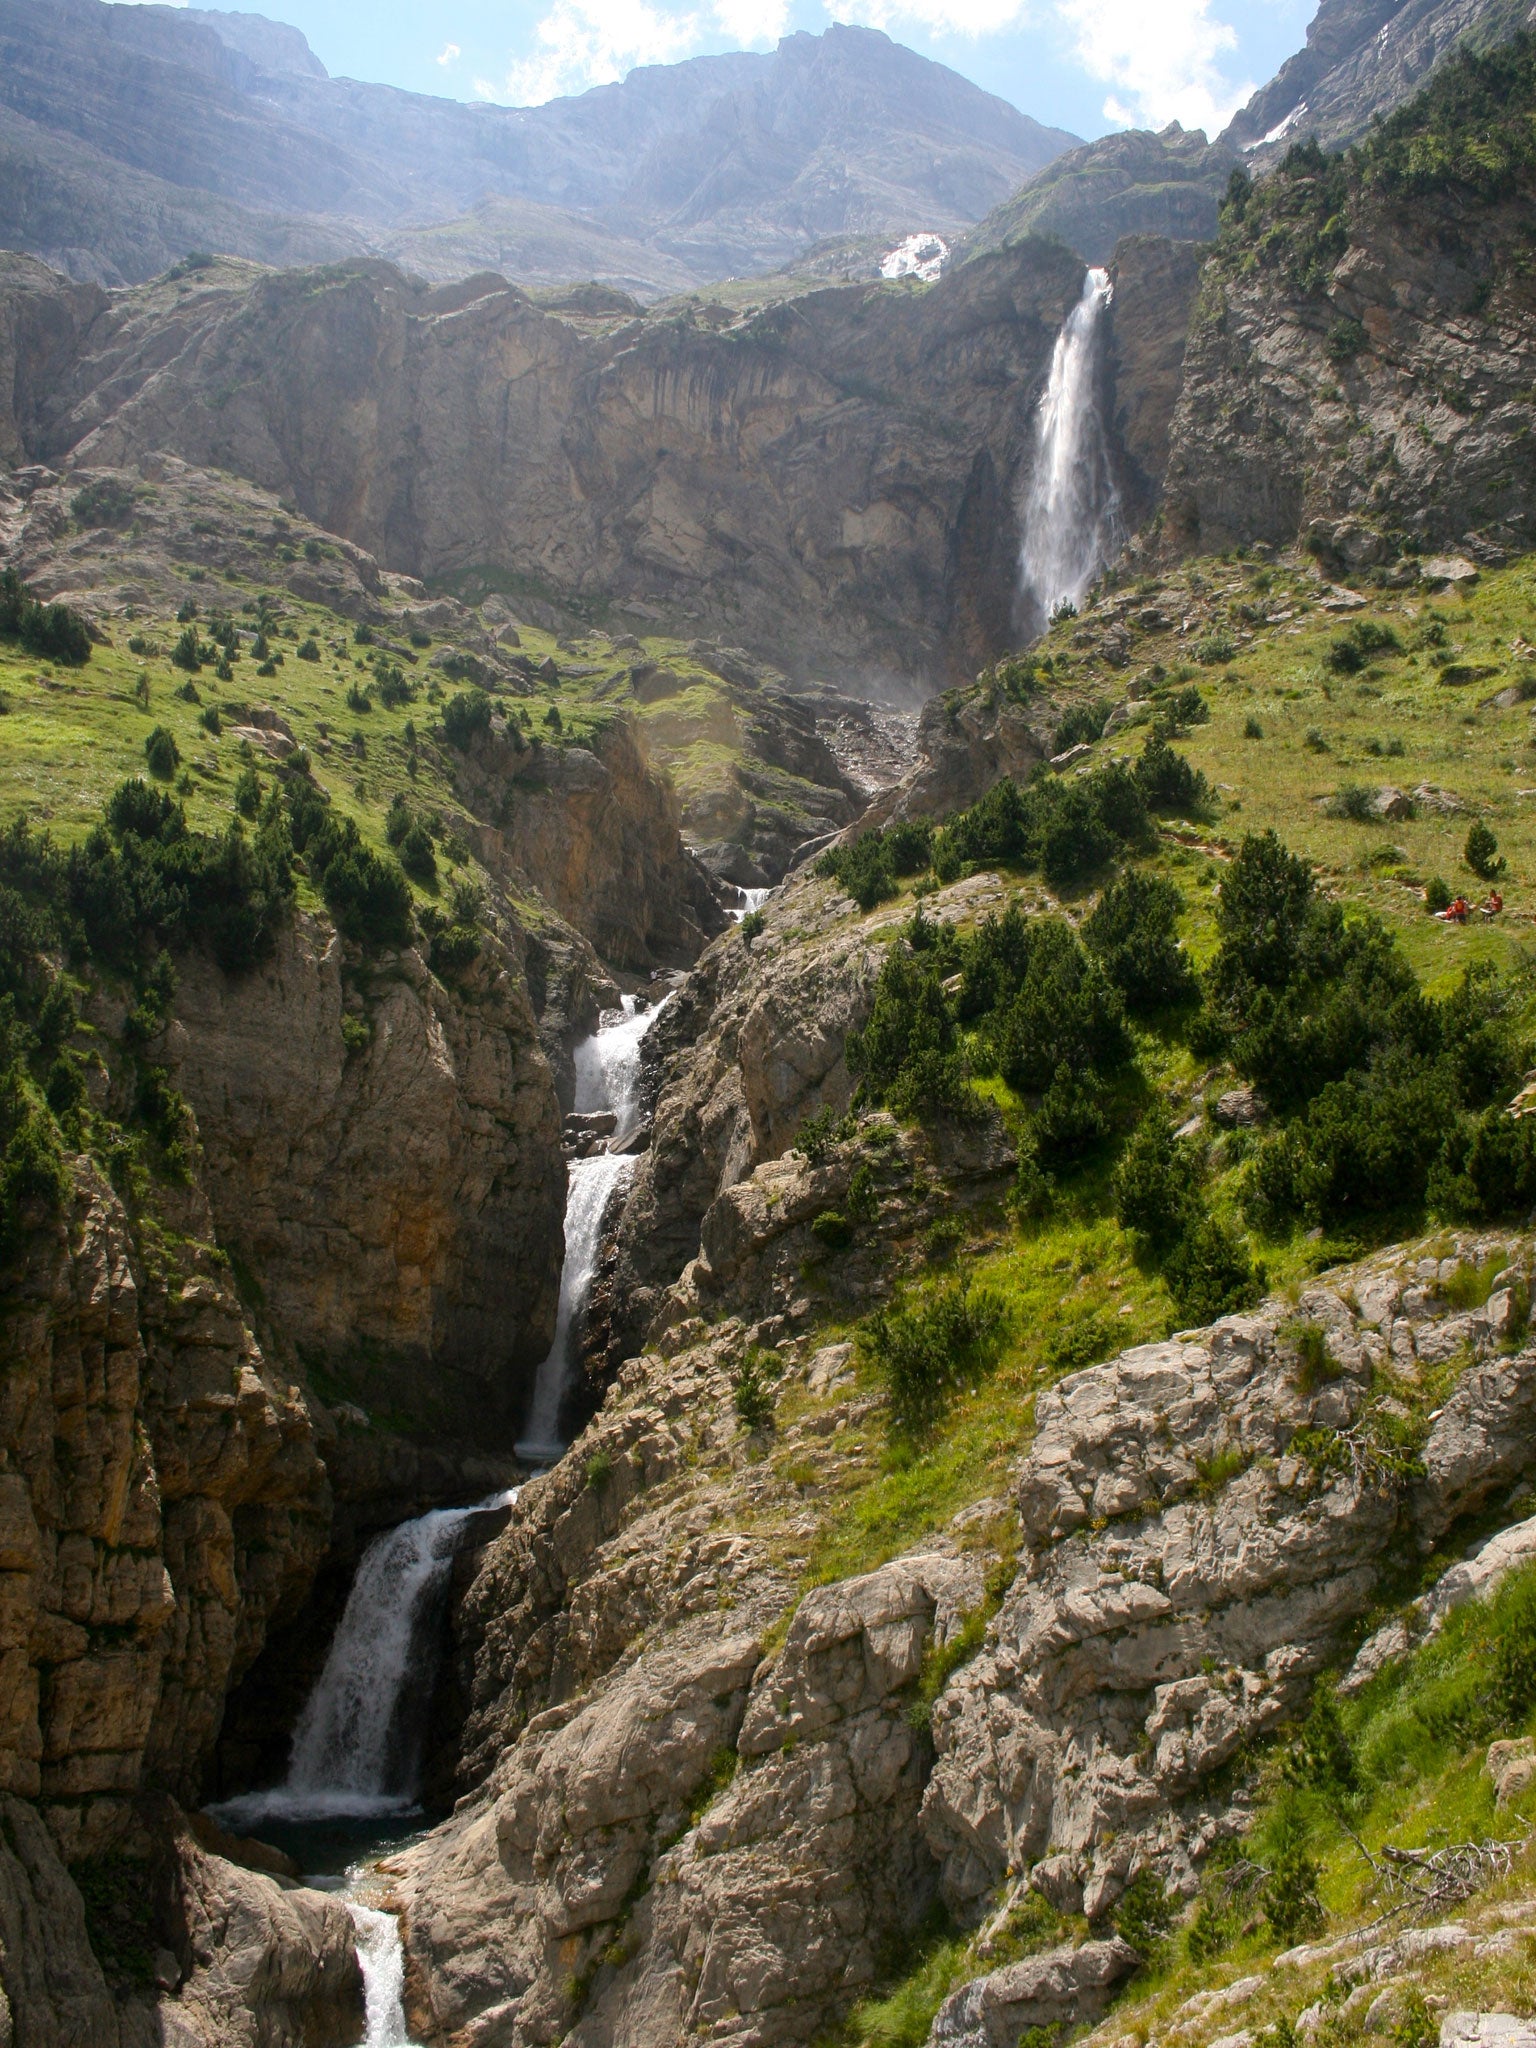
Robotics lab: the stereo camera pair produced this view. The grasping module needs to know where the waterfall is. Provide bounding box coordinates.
[349,1903,412,2048]
[212,1490,515,1831]
[1018,266,1122,627]
[729,886,772,925]
[515,1153,633,1465]
[517,994,670,1466]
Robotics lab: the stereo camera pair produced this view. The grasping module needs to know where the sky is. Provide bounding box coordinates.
[143,0,1320,139]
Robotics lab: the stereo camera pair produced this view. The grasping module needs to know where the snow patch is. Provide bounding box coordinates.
[880,233,948,283]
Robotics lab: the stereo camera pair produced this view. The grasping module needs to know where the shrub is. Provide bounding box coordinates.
[1491,1566,1536,1728]
[1325,317,1366,364]
[398,821,437,884]
[0,569,92,666]
[849,951,971,1120]
[71,476,136,527]
[1283,1682,1357,1800]
[199,705,221,736]
[1084,870,1194,1012]
[1032,1062,1110,1164]
[818,830,897,911]
[1053,701,1109,751]
[1465,818,1504,878]
[811,1210,853,1250]
[1244,715,1264,739]
[732,1349,777,1432]
[169,625,202,673]
[1425,875,1452,914]
[796,1104,856,1163]
[1113,1116,1205,1252]
[1211,831,1314,995]
[316,842,412,950]
[234,768,262,820]
[1135,734,1208,814]
[442,689,493,750]
[1326,782,1376,822]
[862,1279,1006,1438]
[296,637,321,662]
[1162,1212,1262,1325]
[1261,1823,1325,1946]
[884,819,934,876]
[1113,1868,1176,1962]
[144,727,179,780]
[740,909,765,943]
[1195,631,1236,665]
[988,920,1128,1098]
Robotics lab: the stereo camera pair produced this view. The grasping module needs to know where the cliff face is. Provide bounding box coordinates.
[1,1159,328,1856]
[3,242,1103,686]
[152,916,567,1442]
[1161,156,1536,565]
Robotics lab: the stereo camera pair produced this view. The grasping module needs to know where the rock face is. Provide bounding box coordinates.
[600,872,884,1361]
[922,1244,1536,1929]
[384,1230,1536,2048]
[0,1789,365,2047]
[1223,0,1530,163]
[0,4,1074,294]
[0,1160,328,1858]
[153,915,566,1444]
[391,1328,993,2047]
[1161,128,1536,565]
[0,238,1109,686]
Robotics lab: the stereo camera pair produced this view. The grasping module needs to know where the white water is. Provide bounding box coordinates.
[349,1903,412,2048]
[213,1491,515,1833]
[518,995,670,1465]
[729,886,772,925]
[1018,266,1122,626]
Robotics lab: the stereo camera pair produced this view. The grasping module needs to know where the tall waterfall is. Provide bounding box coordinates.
[517,993,670,1466]
[1018,266,1122,627]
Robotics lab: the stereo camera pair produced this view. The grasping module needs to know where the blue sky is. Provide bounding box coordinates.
[167,0,1318,138]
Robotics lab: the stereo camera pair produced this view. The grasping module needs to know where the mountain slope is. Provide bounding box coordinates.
[0,1,1076,294]
[1222,0,1534,161]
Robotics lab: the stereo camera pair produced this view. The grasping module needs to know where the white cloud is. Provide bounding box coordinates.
[481,0,789,106]
[1053,0,1252,131]
[437,41,462,65]
[826,0,1252,133]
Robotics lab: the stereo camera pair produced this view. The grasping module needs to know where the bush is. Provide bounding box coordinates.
[732,1348,777,1431]
[169,625,202,673]
[862,1279,1007,1438]
[1113,1116,1204,1252]
[1426,876,1452,914]
[987,920,1128,1097]
[1053,701,1109,751]
[316,842,412,950]
[296,636,321,663]
[818,830,897,911]
[0,569,92,667]
[1135,734,1208,814]
[1465,818,1504,878]
[1326,782,1376,822]
[1326,619,1400,672]
[398,821,437,884]
[811,1210,853,1250]
[442,689,493,750]
[1211,831,1314,996]
[1283,1682,1357,1800]
[1162,1211,1262,1325]
[849,950,970,1119]
[1262,1835,1325,1947]
[144,727,180,780]
[796,1104,856,1163]
[1084,870,1194,1012]
[740,909,765,943]
[71,476,136,527]
[1114,1868,1176,1962]
[1032,1062,1110,1164]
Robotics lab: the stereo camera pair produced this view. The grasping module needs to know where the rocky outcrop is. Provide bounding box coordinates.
[964,127,1232,268]
[2,239,1100,686]
[1161,144,1536,566]
[921,1242,1536,1934]
[0,1789,364,2047]
[387,1229,1536,2048]
[459,716,725,970]
[152,914,566,1445]
[600,873,883,1362]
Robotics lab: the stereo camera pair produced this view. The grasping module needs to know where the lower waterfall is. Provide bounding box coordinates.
[213,1491,516,2048]
[1018,265,1122,627]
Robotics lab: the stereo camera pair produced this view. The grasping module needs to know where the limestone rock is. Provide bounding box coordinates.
[926,1938,1140,2047]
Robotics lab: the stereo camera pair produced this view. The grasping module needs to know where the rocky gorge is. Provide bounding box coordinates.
[4,8,1536,2048]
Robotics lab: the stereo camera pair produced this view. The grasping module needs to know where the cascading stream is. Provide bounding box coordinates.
[1018,266,1122,627]
[517,993,670,1466]
[211,1487,516,2048]
[729,886,772,924]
